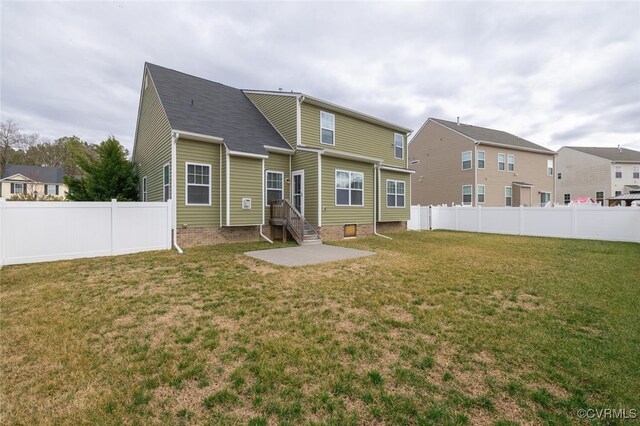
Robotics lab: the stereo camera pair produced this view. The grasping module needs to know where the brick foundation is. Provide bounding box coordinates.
[376,221,407,233]
[176,226,269,247]
[316,224,374,241]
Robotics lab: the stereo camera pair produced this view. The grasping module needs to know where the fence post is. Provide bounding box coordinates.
[111,199,117,256]
[0,198,5,268]
[478,205,482,233]
[167,198,173,249]
[571,203,577,238]
[454,205,459,231]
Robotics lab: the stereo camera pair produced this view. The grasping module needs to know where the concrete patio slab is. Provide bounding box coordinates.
[244,244,375,267]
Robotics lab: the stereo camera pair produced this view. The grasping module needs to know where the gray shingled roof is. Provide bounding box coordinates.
[564,147,640,163]
[432,118,554,153]
[2,164,65,183]
[146,63,291,155]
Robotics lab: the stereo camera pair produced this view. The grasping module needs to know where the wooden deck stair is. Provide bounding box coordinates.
[270,200,322,246]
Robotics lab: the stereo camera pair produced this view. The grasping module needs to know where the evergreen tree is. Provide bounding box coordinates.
[65,137,138,201]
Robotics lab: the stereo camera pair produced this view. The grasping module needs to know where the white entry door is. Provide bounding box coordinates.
[292,170,304,215]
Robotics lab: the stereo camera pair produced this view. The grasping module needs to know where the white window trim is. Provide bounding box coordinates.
[462,184,473,206]
[615,165,623,179]
[461,151,472,170]
[320,111,335,146]
[394,133,404,160]
[507,154,515,172]
[633,165,639,179]
[505,186,512,207]
[540,192,551,206]
[291,170,305,216]
[265,170,284,207]
[477,184,485,204]
[386,179,406,208]
[12,182,25,194]
[335,169,364,207]
[44,184,58,196]
[547,159,554,176]
[162,162,171,202]
[564,193,571,204]
[142,176,147,202]
[185,162,211,206]
[498,153,506,171]
[477,150,485,169]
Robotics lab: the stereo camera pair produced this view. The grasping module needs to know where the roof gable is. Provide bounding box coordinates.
[2,164,65,183]
[564,147,640,163]
[430,118,554,153]
[145,63,291,155]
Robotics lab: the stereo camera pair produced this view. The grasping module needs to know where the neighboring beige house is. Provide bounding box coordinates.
[555,146,640,205]
[409,118,556,207]
[0,164,67,199]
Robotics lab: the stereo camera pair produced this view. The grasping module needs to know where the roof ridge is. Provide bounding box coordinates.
[146,62,241,92]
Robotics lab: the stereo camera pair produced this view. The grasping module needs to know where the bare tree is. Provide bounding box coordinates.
[0,120,39,177]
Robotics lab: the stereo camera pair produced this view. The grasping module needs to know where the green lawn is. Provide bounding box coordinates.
[1,231,638,425]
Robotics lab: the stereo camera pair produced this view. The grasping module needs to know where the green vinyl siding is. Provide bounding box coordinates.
[264,152,291,222]
[245,93,297,148]
[321,156,374,226]
[229,155,263,226]
[133,73,172,201]
[176,139,221,227]
[291,150,318,226]
[300,103,407,168]
[380,170,410,222]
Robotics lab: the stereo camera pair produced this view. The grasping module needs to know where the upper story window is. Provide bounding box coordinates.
[557,172,562,180]
[633,165,640,179]
[320,111,335,145]
[507,154,515,172]
[386,180,405,208]
[335,170,363,206]
[615,165,622,179]
[462,151,472,170]
[163,164,171,202]
[266,171,284,206]
[394,133,404,159]
[564,193,571,204]
[547,159,553,176]
[505,187,512,207]
[186,163,210,205]
[498,153,506,171]
[477,150,485,169]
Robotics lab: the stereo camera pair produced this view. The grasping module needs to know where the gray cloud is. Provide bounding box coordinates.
[1,1,639,153]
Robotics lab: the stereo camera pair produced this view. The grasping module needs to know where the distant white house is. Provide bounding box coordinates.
[555,147,640,206]
[0,164,67,199]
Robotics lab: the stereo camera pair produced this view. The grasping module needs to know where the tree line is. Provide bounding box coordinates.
[1,120,138,201]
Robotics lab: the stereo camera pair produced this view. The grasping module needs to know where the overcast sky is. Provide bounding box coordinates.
[2,1,639,153]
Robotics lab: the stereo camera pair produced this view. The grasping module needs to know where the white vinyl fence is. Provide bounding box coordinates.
[0,199,172,267]
[409,204,640,243]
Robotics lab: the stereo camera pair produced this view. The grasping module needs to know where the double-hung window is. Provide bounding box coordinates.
[633,165,640,179]
[505,187,512,207]
[564,193,571,205]
[596,191,604,206]
[394,133,404,159]
[266,171,284,205]
[386,180,405,208]
[615,165,622,179]
[462,151,472,170]
[477,150,485,169]
[142,177,147,202]
[10,182,25,194]
[477,185,485,203]
[498,153,506,171]
[45,184,59,196]
[335,170,364,206]
[547,159,553,176]
[320,111,335,145]
[163,164,171,201]
[186,163,210,205]
[462,185,472,205]
[507,154,515,172]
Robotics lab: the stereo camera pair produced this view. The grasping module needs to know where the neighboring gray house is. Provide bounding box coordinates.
[555,146,640,205]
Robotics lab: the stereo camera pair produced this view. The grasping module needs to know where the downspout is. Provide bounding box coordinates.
[473,140,480,207]
[553,154,557,206]
[259,158,273,243]
[171,132,183,254]
[318,151,322,227]
[374,162,392,240]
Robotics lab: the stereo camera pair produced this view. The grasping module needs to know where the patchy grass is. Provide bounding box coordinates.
[1,231,639,425]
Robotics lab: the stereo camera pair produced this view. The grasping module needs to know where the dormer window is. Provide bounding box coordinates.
[320,111,335,145]
[394,133,404,159]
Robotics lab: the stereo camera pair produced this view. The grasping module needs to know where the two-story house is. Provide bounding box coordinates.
[555,146,640,205]
[0,164,67,199]
[409,118,556,207]
[133,63,413,247]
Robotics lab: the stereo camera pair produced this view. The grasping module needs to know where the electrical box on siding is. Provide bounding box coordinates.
[242,198,251,209]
